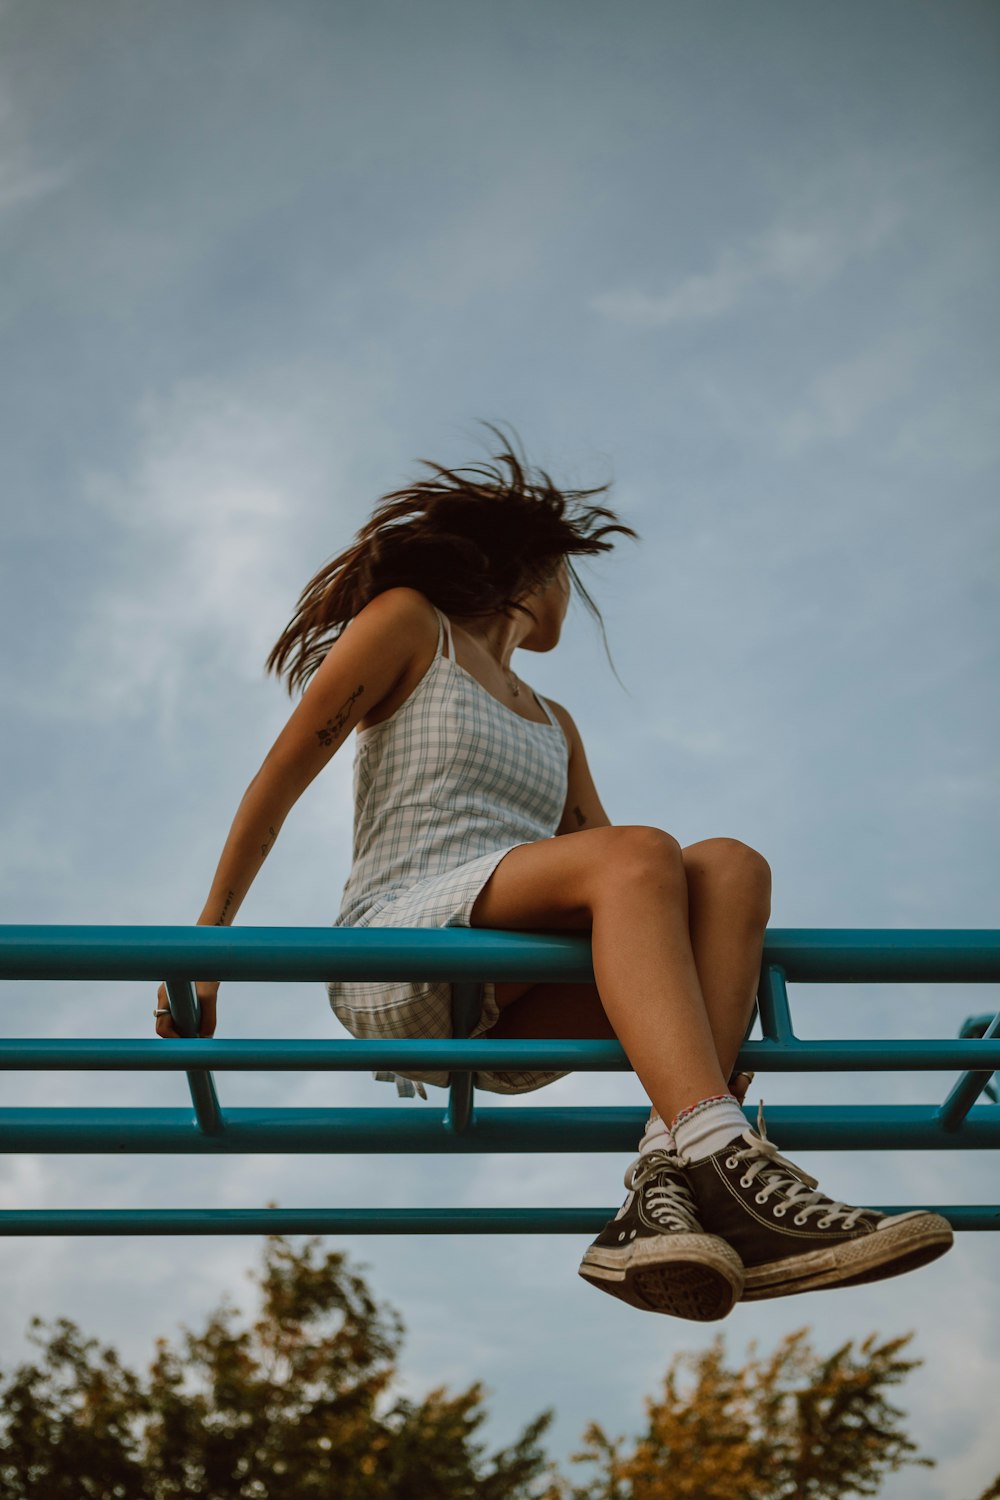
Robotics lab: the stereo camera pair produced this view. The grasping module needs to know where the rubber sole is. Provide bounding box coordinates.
[578,1233,744,1321]
[740,1212,954,1301]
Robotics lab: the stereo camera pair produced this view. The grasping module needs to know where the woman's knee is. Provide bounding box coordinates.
[589,824,686,892]
[683,837,772,915]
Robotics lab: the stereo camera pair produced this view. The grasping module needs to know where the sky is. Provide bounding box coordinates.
[1,0,999,1494]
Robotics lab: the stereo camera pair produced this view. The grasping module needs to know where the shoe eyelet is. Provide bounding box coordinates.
[725,1155,739,1169]
[772,1204,787,1217]
[817,1217,834,1229]
[629,1229,637,1239]
[740,1175,753,1189]
[618,1231,626,1241]
[793,1213,809,1227]
[754,1191,768,1205]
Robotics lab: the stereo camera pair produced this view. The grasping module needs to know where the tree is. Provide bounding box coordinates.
[0,1221,557,1500]
[3,1230,990,1500]
[563,1328,936,1500]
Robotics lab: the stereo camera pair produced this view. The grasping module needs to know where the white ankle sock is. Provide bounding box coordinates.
[672,1095,748,1162]
[637,1110,675,1158]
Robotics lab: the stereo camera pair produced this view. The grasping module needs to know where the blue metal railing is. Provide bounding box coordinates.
[1,925,998,1235]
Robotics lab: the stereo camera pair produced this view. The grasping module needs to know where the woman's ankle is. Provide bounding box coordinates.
[672,1095,748,1162]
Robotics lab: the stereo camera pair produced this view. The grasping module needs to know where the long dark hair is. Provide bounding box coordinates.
[265,421,639,697]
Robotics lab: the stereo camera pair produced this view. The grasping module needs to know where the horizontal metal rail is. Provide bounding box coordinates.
[2,1104,998,1153]
[1,1206,995,1235]
[2,924,998,980]
[1,925,998,1236]
[2,1038,1000,1071]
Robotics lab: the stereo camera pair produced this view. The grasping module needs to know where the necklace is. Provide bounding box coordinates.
[505,668,521,697]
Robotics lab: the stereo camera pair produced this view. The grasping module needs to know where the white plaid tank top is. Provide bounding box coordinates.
[327,601,570,1097]
[335,604,568,927]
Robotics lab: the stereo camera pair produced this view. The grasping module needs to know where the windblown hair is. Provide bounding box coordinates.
[265,421,639,697]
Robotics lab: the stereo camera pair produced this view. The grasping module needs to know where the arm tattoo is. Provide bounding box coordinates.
[572,805,588,827]
[316,684,365,748]
[215,889,236,927]
[260,825,277,857]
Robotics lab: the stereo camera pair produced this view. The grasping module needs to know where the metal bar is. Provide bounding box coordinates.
[0,1204,993,1236]
[959,1013,1000,1102]
[163,978,224,1137]
[444,982,482,1134]
[2,925,999,983]
[1,926,998,1233]
[756,964,795,1042]
[3,1038,1000,1071]
[938,1007,1000,1131]
[0,925,596,982]
[757,930,1000,982]
[960,1013,998,1035]
[2,1104,999,1153]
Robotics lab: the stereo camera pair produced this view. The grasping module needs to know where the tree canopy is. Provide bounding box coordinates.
[0,1225,996,1500]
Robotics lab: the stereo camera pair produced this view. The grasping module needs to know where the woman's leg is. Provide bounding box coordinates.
[472,827,953,1306]
[469,826,770,1124]
[485,836,769,1098]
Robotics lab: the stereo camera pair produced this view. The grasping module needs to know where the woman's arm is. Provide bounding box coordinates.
[194,587,429,929]
[545,699,613,835]
[157,589,430,1036]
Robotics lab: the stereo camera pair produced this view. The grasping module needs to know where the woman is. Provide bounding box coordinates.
[155,422,952,1322]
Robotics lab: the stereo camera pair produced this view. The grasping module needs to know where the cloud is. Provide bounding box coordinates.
[0,807,76,901]
[0,86,71,218]
[590,161,903,328]
[59,378,315,730]
[768,327,925,455]
[0,156,68,216]
[0,1153,51,1211]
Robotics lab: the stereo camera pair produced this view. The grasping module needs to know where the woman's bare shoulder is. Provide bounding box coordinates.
[354,585,440,629]
[347,586,444,655]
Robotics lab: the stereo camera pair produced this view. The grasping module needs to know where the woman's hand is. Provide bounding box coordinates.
[155,980,219,1038]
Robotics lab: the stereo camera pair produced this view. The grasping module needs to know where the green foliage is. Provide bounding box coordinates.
[561,1328,937,1500]
[3,1230,992,1500]
[0,1224,556,1500]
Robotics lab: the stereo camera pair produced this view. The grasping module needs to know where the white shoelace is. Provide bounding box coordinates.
[624,1150,702,1233]
[723,1102,869,1229]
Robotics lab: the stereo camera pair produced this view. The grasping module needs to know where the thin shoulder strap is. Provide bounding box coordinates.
[433,605,454,661]
[531,687,560,728]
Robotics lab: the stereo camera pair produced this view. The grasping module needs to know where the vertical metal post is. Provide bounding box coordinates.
[938,1007,1000,1131]
[444,981,483,1134]
[756,964,795,1043]
[163,978,225,1136]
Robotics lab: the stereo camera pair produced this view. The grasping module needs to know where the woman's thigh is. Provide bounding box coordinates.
[469,824,682,932]
[478,828,760,1018]
[470,825,684,1016]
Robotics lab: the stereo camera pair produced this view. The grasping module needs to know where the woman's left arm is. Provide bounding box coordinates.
[544,700,613,834]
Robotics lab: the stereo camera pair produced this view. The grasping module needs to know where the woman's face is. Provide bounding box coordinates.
[520,559,570,650]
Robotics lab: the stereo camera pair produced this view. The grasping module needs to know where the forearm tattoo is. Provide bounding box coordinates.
[316,684,365,748]
[215,889,236,926]
[260,825,277,858]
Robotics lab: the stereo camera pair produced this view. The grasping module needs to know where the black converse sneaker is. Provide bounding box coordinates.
[683,1104,954,1302]
[578,1149,744,1321]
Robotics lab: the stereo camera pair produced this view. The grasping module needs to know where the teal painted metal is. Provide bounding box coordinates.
[4,1038,1000,1072]
[3,1105,999,1154]
[0,1206,995,1235]
[953,1008,1000,1104]
[1,925,998,1236]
